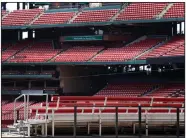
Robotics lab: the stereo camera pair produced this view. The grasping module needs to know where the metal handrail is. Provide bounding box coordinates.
[14,94,26,124]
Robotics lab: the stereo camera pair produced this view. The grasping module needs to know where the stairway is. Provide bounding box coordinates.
[110,3,129,21]
[88,48,107,62]
[142,85,160,96]
[68,8,84,24]
[5,42,34,62]
[29,12,44,25]
[2,12,9,20]
[135,37,168,60]
[156,3,174,19]
[47,50,63,62]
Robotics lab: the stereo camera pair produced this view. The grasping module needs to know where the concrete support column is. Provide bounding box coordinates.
[17,2,20,10]
[23,2,26,9]
[28,30,33,39]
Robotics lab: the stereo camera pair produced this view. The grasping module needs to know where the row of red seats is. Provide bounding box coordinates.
[8,41,60,63]
[92,38,163,62]
[30,96,184,114]
[2,8,43,26]
[2,102,41,121]
[73,9,118,23]
[2,40,32,62]
[163,3,185,18]
[42,102,183,108]
[116,3,168,20]
[95,83,155,97]
[51,96,184,103]
[2,3,184,26]
[54,46,104,62]
[163,44,184,57]
[32,12,75,25]
[139,35,184,59]
[145,83,185,97]
[1,10,8,17]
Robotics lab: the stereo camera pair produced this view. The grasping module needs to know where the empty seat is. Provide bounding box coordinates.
[139,36,184,59]
[116,3,167,20]
[32,11,75,25]
[163,3,185,18]
[54,46,104,62]
[8,41,60,63]
[2,9,43,26]
[73,9,118,23]
[93,38,163,62]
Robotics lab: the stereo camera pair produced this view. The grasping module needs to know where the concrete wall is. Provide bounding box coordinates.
[59,65,107,95]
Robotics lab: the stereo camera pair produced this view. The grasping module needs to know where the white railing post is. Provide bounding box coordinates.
[99,109,102,136]
[26,94,29,121]
[145,113,148,136]
[52,109,55,137]
[14,94,26,124]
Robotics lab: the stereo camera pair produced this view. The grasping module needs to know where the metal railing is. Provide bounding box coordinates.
[72,106,184,138]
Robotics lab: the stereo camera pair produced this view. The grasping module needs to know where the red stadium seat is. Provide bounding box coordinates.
[116,3,168,21]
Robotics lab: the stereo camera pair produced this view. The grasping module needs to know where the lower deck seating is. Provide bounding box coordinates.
[2,96,184,128]
[2,101,40,128]
[138,35,184,59]
[30,96,184,115]
[145,83,184,97]
[54,46,104,62]
[92,38,164,62]
[95,83,155,97]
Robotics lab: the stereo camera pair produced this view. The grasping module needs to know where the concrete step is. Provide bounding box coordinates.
[29,12,44,25]
[135,37,168,60]
[156,3,174,19]
[68,9,84,24]
[110,3,129,21]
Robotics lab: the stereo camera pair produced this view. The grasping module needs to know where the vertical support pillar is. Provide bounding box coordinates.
[28,124,30,137]
[138,106,142,138]
[45,122,47,137]
[28,81,31,89]
[23,2,26,9]
[115,106,118,138]
[29,3,34,9]
[74,106,77,138]
[99,118,102,136]
[87,123,90,135]
[34,125,37,135]
[52,110,55,137]
[27,94,29,121]
[17,2,20,10]
[173,22,177,36]
[177,108,180,138]
[133,123,136,134]
[41,124,44,135]
[44,81,47,89]
[17,110,19,121]
[145,114,148,136]
[180,22,182,34]
[14,81,16,88]
[28,30,33,40]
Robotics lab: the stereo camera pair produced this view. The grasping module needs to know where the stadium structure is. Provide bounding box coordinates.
[1,2,185,137]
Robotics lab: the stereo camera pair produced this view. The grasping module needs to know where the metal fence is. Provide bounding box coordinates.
[1,106,184,138]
